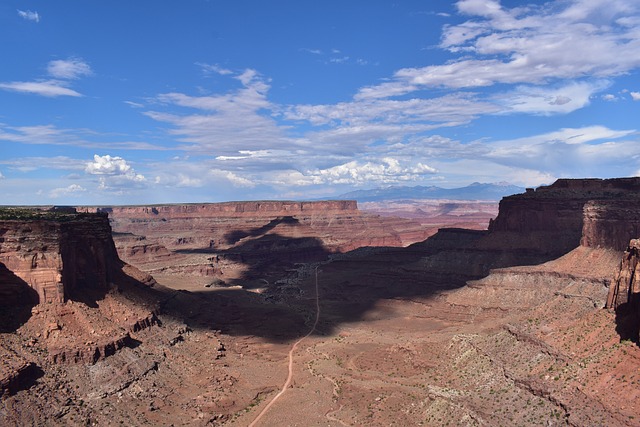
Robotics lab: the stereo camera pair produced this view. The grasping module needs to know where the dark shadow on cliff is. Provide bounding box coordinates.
[124,225,580,343]
[223,216,300,245]
[614,300,640,345]
[0,263,38,332]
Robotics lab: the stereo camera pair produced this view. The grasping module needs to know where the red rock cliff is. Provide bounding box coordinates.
[83,200,359,218]
[0,209,122,305]
[489,178,640,253]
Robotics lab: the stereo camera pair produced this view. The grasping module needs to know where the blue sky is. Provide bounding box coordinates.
[1,0,640,205]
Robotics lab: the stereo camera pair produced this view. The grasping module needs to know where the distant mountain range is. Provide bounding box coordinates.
[333,182,526,202]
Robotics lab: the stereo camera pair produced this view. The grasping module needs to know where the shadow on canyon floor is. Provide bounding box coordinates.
[134,229,488,343]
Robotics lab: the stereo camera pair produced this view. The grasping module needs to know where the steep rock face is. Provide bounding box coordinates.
[581,200,640,251]
[0,211,121,305]
[415,178,640,286]
[88,200,358,218]
[79,201,433,284]
[606,239,640,342]
[490,177,640,253]
[607,239,640,309]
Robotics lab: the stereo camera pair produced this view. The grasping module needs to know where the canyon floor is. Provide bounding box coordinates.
[4,243,639,426]
[2,197,640,426]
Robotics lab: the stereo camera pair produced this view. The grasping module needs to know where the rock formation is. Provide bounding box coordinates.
[0,207,159,375]
[491,177,640,252]
[607,239,640,342]
[0,208,123,305]
[79,201,434,287]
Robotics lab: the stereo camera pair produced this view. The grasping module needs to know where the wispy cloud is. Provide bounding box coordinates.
[0,81,82,97]
[358,0,640,99]
[49,184,86,199]
[196,62,233,76]
[47,58,92,80]
[631,91,640,101]
[17,10,40,23]
[0,156,87,172]
[0,123,162,150]
[144,68,300,155]
[0,58,92,97]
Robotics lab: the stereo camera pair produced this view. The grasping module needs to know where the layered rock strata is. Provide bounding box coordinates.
[0,209,124,305]
[491,177,640,252]
[432,178,640,282]
[80,201,433,285]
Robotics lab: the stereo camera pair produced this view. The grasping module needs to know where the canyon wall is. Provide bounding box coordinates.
[85,200,358,218]
[79,201,434,285]
[490,177,640,252]
[0,209,122,305]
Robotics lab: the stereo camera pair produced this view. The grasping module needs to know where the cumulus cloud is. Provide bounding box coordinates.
[17,10,40,22]
[305,158,437,186]
[49,184,86,199]
[85,155,145,192]
[631,91,640,101]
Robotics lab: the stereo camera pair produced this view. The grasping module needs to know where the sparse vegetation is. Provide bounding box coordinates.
[0,207,85,222]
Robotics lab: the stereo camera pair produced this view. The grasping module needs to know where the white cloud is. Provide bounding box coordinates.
[300,48,323,55]
[47,58,92,80]
[49,184,86,199]
[0,123,163,150]
[494,81,609,115]
[631,91,640,100]
[0,156,86,172]
[145,69,299,155]
[197,62,233,76]
[358,0,640,98]
[86,154,141,177]
[0,58,91,98]
[0,80,82,97]
[0,170,4,179]
[602,94,617,101]
[209,169,255,188]
[85,155,145,192]
[17,10,40,23]
[305,158,437,186]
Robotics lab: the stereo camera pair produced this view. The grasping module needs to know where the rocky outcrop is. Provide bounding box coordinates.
[607,239,640,310]
[412,178,640,286]
[0,208,122,305]
[489,177,640,252]
[606,239,640,342]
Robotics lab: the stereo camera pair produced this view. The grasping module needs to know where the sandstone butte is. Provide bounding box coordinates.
[0,178,639,426]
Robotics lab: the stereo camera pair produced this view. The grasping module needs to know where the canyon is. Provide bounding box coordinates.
[1,178,639,426]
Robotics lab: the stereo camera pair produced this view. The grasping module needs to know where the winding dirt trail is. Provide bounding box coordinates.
[248,265,322,427]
